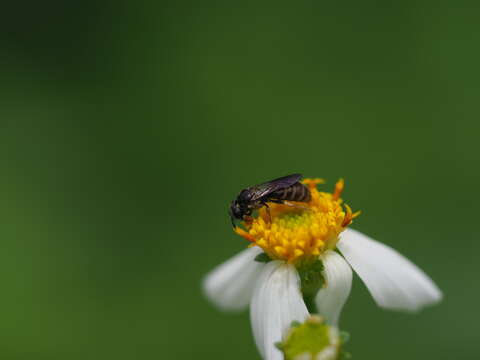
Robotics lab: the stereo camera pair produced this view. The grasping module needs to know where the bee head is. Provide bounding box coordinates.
[238,189,253,202]
[229,199,244,221]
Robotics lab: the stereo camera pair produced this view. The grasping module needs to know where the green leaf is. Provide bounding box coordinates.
[339,350,352,359]
[254,252,272,263]
[340,331,350,344]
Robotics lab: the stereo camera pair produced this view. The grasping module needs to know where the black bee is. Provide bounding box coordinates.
[229,173,311,227]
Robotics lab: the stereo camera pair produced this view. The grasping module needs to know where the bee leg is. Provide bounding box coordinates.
[263,202,272,223]
[282,201,311,211]
[268,199,284,204]
[244,215,254,225]
[268,199,307,210]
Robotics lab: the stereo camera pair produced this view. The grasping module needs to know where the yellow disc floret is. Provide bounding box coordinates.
[235,178,360,264]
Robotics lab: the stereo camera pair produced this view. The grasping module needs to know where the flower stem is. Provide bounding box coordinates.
[303,293,319,314]
[297,259,324,314]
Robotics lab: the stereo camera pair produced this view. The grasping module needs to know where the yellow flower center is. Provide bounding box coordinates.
[235,178,360,264]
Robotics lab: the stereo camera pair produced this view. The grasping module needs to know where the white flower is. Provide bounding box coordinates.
[203,179,442,359]
[203,228,442,359]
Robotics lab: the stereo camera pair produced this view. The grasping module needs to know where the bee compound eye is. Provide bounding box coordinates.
[239,189,251,201]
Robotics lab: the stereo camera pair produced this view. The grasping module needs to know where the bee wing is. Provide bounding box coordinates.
[249,174,302,201]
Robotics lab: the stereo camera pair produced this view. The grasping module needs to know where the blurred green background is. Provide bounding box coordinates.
[0,1,478,359]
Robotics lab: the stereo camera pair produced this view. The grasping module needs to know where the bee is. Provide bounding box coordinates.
[229,173,311,227]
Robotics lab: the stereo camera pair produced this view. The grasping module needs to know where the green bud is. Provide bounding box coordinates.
[278,315,341,360]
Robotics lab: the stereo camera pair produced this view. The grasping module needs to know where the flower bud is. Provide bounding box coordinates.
[276,315,344,360]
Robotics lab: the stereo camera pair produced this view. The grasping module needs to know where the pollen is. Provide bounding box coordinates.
[235,179,359,264]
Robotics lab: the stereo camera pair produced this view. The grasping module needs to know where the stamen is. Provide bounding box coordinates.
[342,204,353,227]
[234,227,256,242]
[332,178,344,201]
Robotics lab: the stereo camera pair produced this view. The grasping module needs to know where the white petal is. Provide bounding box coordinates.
[250,261,309,360]
[315,251,352,325]
[337,228,443,311]
[327,327,340,346]
[316,346,338,360]
[202,246,265,311]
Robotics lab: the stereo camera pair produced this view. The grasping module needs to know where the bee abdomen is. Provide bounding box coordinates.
[273,183,311,202]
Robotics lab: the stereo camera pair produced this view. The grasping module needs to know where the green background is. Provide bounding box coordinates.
[0,1,478,359]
